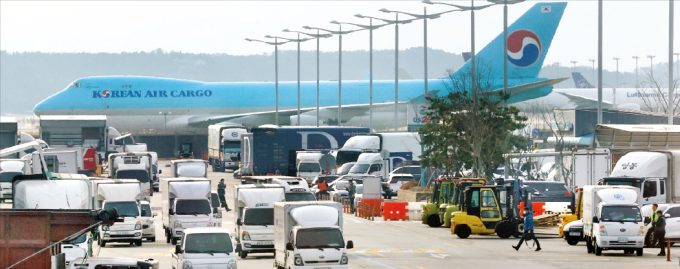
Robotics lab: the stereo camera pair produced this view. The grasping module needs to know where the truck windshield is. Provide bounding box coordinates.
[349,164,370,174]
[298,163,321,173]
[296,228,344,249]
[66,233,87,244]
[285,192,316,202]
[244,208,274,225]
[185,233,233,254]
[602,178,642,189]
[336,163,354,176]
[0,172,22,182]
[175,200,211,215]
[115,170,149,183]
[224,141,240,149]
[103,202,139,217]
[336,151,362,166]
[601,206,642,222]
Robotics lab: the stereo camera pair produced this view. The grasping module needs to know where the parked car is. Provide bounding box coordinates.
[387,174,415,195]
[389,165,422,181]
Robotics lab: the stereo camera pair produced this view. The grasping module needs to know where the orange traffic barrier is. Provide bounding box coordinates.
[381,202,409,221]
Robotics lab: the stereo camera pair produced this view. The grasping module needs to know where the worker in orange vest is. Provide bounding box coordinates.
[316,180,328,200]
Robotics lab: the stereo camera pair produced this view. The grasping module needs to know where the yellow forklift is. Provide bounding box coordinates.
[421,177,487,227]
[450,179,523,239]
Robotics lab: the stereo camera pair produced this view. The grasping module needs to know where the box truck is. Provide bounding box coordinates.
[239,126,369,177]
[582,185,644,256]
[295,151,324,183]
[170,159,208,178]
[109,152,153,201]
[234,184,285,258]
[91,179,144,247]
[161,178,213,245]
[208,125,248,172]
[332,132,421,170]
[273,201,352,269]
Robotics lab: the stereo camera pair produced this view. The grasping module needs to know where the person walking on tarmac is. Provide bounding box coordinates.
[347,180,357,214]
[655,210,667,256]
[217,179,231,212]
[513,207,541,251]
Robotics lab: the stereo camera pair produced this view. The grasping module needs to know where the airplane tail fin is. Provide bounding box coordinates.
[453,2,567,80]
[462,52,472,63]
[572,72,595,88]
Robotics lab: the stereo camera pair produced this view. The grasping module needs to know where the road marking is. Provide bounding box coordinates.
[348,253,397,269]
[417,267,429,269]
[430,254,449,259]
[456,243,471,247]
[445,243,458,248]
[352,249,445,254]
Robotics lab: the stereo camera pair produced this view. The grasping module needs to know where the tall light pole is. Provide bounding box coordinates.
[613,57,620,109]
[424,0,496,98]
[361,13,414,131]
[675,53,680,78]
[342,18,390,132]
[267,34,311,126]
[589,59,596,85]
[488,0,524,95]
[304,24,362,127]
[285,29,332,127]
[245,37,289,125]
[632,56,640,87]
[597,0,603,124]
[570,61,577,69]
[648,55,656,76]
[669,0,675,125]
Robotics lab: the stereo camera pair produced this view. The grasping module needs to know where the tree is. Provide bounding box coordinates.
[634,66,680,114]
[419,62,527,179]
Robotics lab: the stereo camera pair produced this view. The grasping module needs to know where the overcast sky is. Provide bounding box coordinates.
[1,1,678,73]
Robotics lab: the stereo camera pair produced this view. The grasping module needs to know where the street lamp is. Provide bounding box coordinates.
[283,29,332,127]
[361,13,415,132]
[670,0,675,125]
[424,0,496,97]
[647,55,656,76]
[488,0,524,94]
[303,24,363,126]
[267,34,311,126]
[589,59,596,85]
[245,37,289,125]
[613,57,620,94]
[379,7,459,96]
[158,112,171,134]
[570,61,577,69]
[343,17,390,133]
[632,56,640,88]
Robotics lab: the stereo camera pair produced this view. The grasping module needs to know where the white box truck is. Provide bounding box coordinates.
[295,152,323,183]
[234,184,285,259]
[172,228,238,269]
[42,149,79,174]
[582,185,644,256]
[170,159,208,178]
[109,152,153,201]
[601,150,680,206]
[91,179,144,247]
[161,178,214,245]
[332,132,421,169]
[273,201,353,269]
[208,125,248,172]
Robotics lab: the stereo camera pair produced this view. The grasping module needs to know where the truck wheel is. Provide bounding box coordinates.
[636,248,643,256]
[136,239,143,246]
[150,237,156,242]
[171,237,178,245]
[495,222,512,239]
[645,230,659,247]
[594,240,602,256]
[455,225,471,239]
[567,239,579,246]
[239,251,248,259]
[427,215,442,227]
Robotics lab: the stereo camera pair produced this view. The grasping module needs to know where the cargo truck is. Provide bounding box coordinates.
[91,179,144,247]
[333,132,421,171]
[109,152,153,201]
[273,201,352,269]
[169,159,208,178]
[295,151,324,183]
[172,228,238,269]
[234,184,285,258]
[208,125,248,172]
[239,126,369,177]
[161,178,214,245]
[581,185,644,256]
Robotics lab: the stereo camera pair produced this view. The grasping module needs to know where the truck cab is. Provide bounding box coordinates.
[172,228,237,269]
[234,184,285,259]
[602,151,669,206]
[296,152,323,183]
[209,125,248,172]
[98,200,143,247]
[109,152,154,202]
[170,197,213,244]
[271,176,316,202]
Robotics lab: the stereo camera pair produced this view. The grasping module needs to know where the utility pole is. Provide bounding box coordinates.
[597,0,603,124]
[669,0,675,125]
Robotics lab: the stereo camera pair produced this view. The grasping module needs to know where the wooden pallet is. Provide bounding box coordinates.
[534,213,561,226]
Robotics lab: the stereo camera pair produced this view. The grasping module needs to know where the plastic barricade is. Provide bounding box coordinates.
[406,202,425,221]
[381,202,409,221]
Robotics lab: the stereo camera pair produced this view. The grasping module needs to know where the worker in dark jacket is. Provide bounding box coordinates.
[218,178,231,212]
[347,180,357,214]
[513,207,541,251]
[655,210,666,256]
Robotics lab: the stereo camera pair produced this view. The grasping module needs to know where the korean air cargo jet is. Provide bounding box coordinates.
[34,2,568,131]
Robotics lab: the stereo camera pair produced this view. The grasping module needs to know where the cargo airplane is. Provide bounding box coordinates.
[34,2,568,133]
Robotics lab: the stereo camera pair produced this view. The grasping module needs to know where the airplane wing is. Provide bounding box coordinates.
[187,102,400,127]
[557,92,614,109]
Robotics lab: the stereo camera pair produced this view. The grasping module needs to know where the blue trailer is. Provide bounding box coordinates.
[239,126,369,179]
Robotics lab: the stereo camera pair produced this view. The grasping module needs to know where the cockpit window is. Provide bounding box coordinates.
[68,82,82,88]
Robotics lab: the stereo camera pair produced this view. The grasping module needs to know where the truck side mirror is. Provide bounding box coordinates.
[236,218,242,226]
[153,213,158,217]
[592,216,599,223]
[286,242,294,251]
[175,245,182,253]
[346,240,354,249]
[665,213,671,218]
